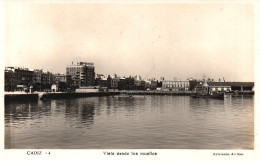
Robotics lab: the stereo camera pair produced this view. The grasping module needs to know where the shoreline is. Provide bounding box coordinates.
[4,90,254,102]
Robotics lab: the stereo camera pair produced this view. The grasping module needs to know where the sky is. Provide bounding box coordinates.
[4,3,254,81]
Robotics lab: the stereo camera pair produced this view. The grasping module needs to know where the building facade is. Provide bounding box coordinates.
[207,82,254,92]
[40,71,54,85]
[4,67,34,91]
[162,80,190,91]
[54,73,67,84]
[118,77,135,90]
[66,62,95,87]
[111,77,120,89]
[33,69,43,83]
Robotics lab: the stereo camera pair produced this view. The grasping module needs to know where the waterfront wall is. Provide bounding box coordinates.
[41,92,120,100]
[5,94,39,102]
[4,90,254,102]
[4,92,120,101]
[121,90,193,95]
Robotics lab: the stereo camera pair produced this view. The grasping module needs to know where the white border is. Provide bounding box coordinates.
[1,1,259,161]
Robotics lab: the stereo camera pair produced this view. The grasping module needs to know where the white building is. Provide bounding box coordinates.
[162,80,190,91]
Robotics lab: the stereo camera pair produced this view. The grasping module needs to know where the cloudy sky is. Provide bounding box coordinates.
[4,3,254,81]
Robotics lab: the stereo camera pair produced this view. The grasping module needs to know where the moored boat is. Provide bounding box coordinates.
[192,81,225,99]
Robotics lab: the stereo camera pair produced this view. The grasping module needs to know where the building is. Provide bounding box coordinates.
[194,82,231,95]
[75,86,99,93]
[51,84,58,92]
[162,80,190,91]
[111,77,120,89]
[4,67,34,91]
[33,69,43,83]
[207,82,254,92]
[96,78,108,88]
[160,77,165,82]
[4,68,16,91]
[150,80,158,90]
[66,62,95,87]
[144,80,151,90]
[95,74,107,87]
[54,73,67,84]
[189,80,198,91]
[194,81,254,94]
[107,75,112,88]
[118,77,135,90]
[85,64,95,86]
[33,69,54,85]
[41,71,54,85]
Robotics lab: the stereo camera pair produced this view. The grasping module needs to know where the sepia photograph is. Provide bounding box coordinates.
[1,0,260,161]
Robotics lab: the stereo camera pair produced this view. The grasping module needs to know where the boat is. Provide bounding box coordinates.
[231,91,242,97]
[191,81,225,99]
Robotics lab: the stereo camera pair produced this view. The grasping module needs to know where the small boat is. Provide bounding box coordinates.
[231,94,242,97]
[231,91,242,97]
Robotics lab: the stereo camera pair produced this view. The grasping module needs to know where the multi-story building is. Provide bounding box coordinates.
[111,77,120,89]
[85,64,95,86]
[33,69,43,83]
[66,62,95,87]
[40,71,54,85]
[46,71,54,85]
[162,80,190,91]
[32,69,54,85]
[4,67,34,91]
[118,77,135,90]
[54,73,66,84]
[4,68,16,91]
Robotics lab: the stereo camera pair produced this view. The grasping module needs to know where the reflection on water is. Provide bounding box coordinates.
[5,95,254,149]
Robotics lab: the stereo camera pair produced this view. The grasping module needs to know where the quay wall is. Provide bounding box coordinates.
[4,92,120,101]
[5,91,253,102]
[120,90,193,95]
[5,94,39,102]
[41,92,120,100]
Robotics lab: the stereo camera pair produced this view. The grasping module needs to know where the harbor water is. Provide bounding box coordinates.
[5,95,254,149]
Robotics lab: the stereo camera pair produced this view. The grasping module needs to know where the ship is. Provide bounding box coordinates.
[191,81,225,99]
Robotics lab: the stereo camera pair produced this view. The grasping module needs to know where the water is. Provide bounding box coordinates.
[5,95,254,149]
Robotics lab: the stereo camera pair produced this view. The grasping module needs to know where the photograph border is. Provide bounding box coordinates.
[0,0,260,161]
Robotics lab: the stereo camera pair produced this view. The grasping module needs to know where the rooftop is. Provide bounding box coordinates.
[208,82,254,87]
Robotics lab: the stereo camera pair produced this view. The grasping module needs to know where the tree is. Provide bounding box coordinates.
[45,83,51,92]
[41,83,46,91]
[58,81,67,92]
[33,82,42,91]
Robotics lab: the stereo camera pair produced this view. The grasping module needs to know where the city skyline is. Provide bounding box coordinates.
[3,63,253,82]
[4,3,254,81]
